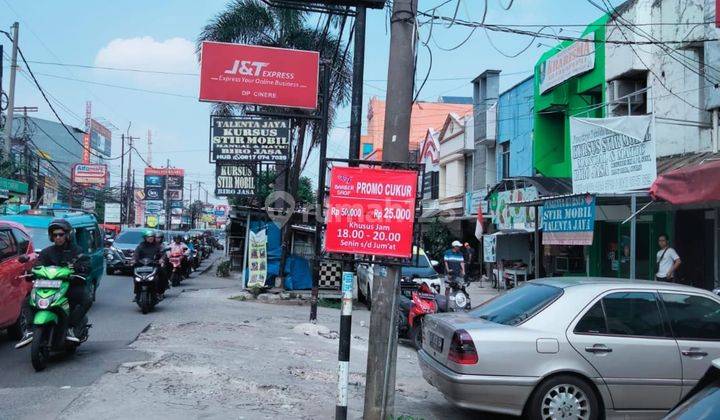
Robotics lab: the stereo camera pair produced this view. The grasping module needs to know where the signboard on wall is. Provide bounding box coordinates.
[570,115,656,194]
[210,116,290,162]
[483,234,497,263]
[542,195,596,245]
[539,33,595,93]
[324,167,418,258]
[494,187,538,231]
[72,164,108,187]
[199,42,319,109]
[104,203,121,223]
[464,189,488,216]
[215,163,256,197]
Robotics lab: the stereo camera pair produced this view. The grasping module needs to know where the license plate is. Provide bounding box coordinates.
[428,332,444,352]
[34,279,62,288]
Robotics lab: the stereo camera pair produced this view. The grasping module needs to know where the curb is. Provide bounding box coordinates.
[199,254,221,275]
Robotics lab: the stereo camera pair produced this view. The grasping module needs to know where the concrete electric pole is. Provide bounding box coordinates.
[3,22,19,160]
[363,1,417,419]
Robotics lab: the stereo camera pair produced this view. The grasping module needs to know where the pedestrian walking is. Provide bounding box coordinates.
[656,233,681,282]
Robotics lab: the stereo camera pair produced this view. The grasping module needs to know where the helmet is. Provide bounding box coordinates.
[451,240,462,248]
[183,235,190,241]
[173,235,183,242]
[47,218,72,241]
[143,229,155,239]
[155,231,164,239]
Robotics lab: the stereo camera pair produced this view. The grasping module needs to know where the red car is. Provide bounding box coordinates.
[0,221,37,339]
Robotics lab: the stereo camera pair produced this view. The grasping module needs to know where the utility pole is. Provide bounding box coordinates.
[165,158,170,230]
[125,135,133,226]
[120,134,125,225]
[336,7,367,420]
[4,22,19,160]
[363,1,417,419]
[310,62,332,323]
[130,169,136,225]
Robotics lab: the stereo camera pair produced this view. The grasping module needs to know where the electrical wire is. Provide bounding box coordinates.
[9,43,127,161]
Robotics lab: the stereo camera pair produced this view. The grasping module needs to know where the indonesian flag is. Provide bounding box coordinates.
[474,201,484,240]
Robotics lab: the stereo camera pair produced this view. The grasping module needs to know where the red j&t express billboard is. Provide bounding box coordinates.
[324,167,418,258]
[199,42,319,109]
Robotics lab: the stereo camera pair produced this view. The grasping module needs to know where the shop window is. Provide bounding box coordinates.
[500,141,510,179]
[464,155,473,192]
[602,292,665,337]
[661,293,720,340]
[608,76,647,116]
[361,143,373,157]
[424,171,439,200]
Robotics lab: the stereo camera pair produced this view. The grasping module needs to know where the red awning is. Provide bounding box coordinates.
[650,159,720,205]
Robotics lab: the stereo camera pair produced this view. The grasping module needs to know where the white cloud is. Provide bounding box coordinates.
[93,36,197,86]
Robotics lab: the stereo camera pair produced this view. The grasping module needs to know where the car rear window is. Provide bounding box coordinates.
[115,230,145,244]
[469,283,563,326]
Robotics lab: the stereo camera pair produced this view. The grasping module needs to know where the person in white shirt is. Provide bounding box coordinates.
[656,233,681,281]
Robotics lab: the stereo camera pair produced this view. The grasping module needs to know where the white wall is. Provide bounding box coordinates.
[608,0,712,157]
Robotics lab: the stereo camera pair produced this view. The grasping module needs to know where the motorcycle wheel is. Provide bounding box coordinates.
[31,326,50,372]
[171,272,180,287]
[140,291,152,314]
[409,319,423,350]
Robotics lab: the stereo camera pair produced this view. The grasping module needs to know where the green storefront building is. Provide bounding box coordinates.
[532,15,670,280]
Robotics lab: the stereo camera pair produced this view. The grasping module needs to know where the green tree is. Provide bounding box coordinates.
[422,218,453,263]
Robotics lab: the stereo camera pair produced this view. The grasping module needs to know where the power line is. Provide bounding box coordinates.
[9,42,126,161]
[31,72,197,99]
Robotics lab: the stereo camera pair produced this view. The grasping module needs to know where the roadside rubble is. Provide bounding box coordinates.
[57,277,490,420]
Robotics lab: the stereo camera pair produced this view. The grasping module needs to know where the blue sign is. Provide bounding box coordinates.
[170,200,184,209]
[341,272,354,293]
[542,194,596,245]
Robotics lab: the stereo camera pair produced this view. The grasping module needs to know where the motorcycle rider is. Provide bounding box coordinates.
[16,219,90,348]
[132,230,166,300]
[168,235,190,279]
[444,240,466,281]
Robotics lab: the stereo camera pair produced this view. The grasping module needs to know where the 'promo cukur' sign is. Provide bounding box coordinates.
[210,116,290,163]
[324,167,418,259]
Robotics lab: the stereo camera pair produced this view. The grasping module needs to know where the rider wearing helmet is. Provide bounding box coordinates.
[16,219,89,348]
[133,230,160,264]
[169,235,190,279]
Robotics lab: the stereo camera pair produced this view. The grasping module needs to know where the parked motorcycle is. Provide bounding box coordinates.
[20,261,90,371]
[397,278,438,349]
[134,258,161,314]
[443,272,472,311]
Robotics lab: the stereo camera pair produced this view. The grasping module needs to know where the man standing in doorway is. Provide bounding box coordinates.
[463,242,474,282]
[656,233,681,282]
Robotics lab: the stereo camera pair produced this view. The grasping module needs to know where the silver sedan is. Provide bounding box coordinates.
[418,278,720,419]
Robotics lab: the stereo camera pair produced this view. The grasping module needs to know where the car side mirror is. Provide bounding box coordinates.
[18,254,29,264]
[431,260,439,267]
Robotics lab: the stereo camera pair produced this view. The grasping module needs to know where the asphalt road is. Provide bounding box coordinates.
[0,258,216,419]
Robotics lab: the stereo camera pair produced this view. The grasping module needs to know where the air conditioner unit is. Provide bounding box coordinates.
[608,79,645,105]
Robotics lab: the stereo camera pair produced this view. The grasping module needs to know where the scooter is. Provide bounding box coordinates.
[443,272,472,311]
[20,261,90,372]
[134,258,161,314]
[397,279,438,349]
[168,250,185,287]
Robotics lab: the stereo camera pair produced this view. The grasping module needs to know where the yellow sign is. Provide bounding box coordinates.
[146,215,159,228]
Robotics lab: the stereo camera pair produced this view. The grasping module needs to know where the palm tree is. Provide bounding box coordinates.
[197,0,352,175]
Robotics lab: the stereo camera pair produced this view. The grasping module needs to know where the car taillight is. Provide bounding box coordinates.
[448,329,478,365]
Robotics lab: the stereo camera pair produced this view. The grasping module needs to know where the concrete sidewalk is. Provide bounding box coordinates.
[54,270,506,420]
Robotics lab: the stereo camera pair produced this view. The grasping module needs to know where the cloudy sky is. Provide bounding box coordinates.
[0,0,618,203]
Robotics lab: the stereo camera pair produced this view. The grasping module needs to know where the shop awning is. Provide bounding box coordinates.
[650,158,720,205]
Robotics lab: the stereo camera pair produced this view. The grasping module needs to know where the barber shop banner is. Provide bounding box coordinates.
[542,194,596,246]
